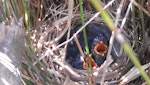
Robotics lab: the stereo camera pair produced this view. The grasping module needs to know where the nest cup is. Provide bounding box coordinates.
[64,23,124,70]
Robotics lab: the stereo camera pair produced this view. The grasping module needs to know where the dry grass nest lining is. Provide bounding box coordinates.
[30,14,130,84]
[28,1,150,84]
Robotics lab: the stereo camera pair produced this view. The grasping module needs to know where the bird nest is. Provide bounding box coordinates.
[23,0,150,85]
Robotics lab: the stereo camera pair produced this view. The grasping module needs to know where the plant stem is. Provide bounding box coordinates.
[90,0,150,84]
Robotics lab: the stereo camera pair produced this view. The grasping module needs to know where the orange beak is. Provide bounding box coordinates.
[83,54,98,70]
[94,41,108,56]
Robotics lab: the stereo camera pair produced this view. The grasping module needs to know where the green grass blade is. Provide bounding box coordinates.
[90,0,150,84]
[78,0,93,74]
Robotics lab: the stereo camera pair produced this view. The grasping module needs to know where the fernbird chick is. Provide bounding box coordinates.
[63,23,120,70]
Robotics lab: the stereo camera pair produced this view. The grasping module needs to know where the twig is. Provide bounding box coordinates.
[54,12,100,50]
[121,0,134,29]
[133,1,150,17]
[74,36,85,62]
[119,62,150,85]
[101,31,115,85]
[63,0,74,63]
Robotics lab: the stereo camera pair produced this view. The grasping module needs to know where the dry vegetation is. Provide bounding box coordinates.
[0,0,150,85]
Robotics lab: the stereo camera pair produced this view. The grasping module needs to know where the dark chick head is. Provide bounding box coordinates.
[65,23,113,70]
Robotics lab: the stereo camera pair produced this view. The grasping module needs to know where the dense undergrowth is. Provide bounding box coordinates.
[0,0,150,85]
